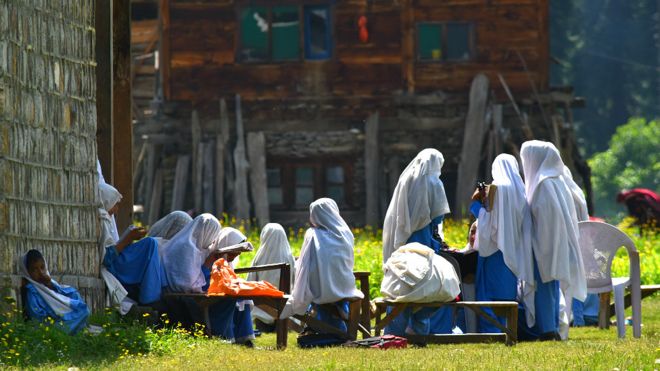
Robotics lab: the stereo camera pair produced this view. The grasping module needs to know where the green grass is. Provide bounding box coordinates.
[2,295,658,370]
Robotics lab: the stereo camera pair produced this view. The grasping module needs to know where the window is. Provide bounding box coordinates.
[267,168,283,205]
[417,22,475,62]
[295,167,315,206]
[267,159,352,210]
[238,4,332,62]
[304,5,332,60]
[325,166,345,205]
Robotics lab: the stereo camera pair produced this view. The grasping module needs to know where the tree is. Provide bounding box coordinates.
[589,118,659,218]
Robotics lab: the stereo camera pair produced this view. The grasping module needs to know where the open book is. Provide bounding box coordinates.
[215,241,254,255]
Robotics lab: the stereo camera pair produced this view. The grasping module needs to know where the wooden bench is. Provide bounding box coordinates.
[164,262,292,349]
[293,297,363,341]
[353,271,371,337]
[373,298,519,346]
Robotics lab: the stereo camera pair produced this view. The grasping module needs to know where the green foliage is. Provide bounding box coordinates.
[551,1,660,156]
[588,118,659,218]
[611,218,660,285]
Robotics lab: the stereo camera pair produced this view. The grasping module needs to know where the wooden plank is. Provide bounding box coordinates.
[95,0,112,182]
[171,155,190,211]
[364,112,380,227]
[160,0,171,99]
[401,0,414,92]
[143,143,157,214]
[455,74,490,219]
[233,95,251,221]
[215,99,227,215]
[247,132,269,227]
[202,142,215,213]
[147,168,164,225]
[608,285,660,318]
[191,109,202,213]
[113,0,133,230]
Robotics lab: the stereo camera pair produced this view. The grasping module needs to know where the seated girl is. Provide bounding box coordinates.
[21,250,89,335]
[161,215,255,345]
[280,198,363,335]
[98,183,167,307]
[247,223,296,329]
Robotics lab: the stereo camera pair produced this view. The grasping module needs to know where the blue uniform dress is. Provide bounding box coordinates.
[310,300,349,333]
[471,201,519,333]
[25,282,89,335]
[384,215,462,336]
[201,266,255,343]
[572,294,599,326]
[517,257,560,340]
[103,237,167,305]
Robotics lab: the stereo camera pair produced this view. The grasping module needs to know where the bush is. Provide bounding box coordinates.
[588,118,659,220]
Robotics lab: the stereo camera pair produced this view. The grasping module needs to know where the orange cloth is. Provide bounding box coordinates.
[207,258,284,297]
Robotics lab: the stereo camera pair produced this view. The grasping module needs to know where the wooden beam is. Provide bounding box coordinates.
[215,99,228,215]
[401,0,415,93]
[147,168,163,225]
[95,0,112,182]
[171,155,190,211]
[364,112,380,227]
[191,110,202,213]
[159,0,171,100]
[202,142,215,213]
[233,95,251,222]
[112,0,133,231]
[455,74,490,219]
[247,132,269,227]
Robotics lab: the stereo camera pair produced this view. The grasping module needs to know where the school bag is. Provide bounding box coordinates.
[344,335,408,349]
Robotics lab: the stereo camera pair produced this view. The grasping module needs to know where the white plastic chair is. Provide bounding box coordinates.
[578,221,641,338]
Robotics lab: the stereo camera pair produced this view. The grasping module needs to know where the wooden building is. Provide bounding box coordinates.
[133,0,588,227]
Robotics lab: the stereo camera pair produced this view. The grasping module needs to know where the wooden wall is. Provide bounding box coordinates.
[162,0,549,104]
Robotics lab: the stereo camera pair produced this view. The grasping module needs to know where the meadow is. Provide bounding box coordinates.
[1,218,658,369]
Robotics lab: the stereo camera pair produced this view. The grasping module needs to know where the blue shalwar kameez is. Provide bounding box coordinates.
[25,282,89,334]
[103,236,167,305]
[517,258,560,340]
[572,294,599,326]
[201,266,255,342]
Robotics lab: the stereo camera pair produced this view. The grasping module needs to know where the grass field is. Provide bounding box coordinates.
[2,219,658,370]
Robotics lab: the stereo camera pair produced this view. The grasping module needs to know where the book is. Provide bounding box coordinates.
[215,241,254,255]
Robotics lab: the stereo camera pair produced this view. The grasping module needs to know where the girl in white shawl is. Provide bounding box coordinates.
[21,250,89,334]
[161,213,222,293]
[519,140,587,340]
[248,223,296,326]
[474,154,535,332]
[280,198,363,334]
[98,183,167,306]
[382,149,456,336]
[149,211,193,241]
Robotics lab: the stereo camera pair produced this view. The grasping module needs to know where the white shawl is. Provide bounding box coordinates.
[247,223,296,289]
[149,211,193,240]
[521,141,587,302]
[381,243,461,303]
[476,154,536,326]
[561,166,589,222]
[19,254,80,318]
[383,149,450,263]
[162,213,222,293]
[281,198,363,318]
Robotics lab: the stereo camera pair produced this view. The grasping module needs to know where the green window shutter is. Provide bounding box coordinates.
[272,6,300,61]
[418,23,442,61]
[240,6,269,62]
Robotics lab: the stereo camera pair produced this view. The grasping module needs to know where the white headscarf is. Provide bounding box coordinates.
[476,154,536,326]
[381,243,461,303]
[561,166,589,222]
[19,253,85,318]
[149,211,193,240]
[383,149,450,263]
[281,198,363,318]
[520,141,587,302]
[97,160,120,243]
[98,183,122,249]
[162,213,222,293]
[248,223,296,290]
